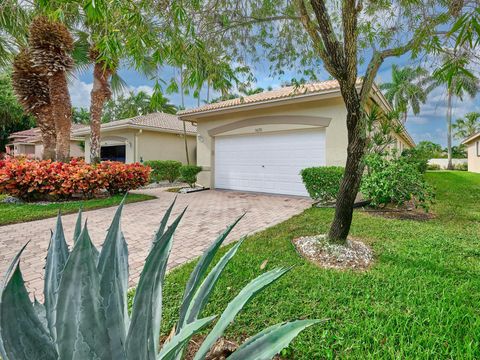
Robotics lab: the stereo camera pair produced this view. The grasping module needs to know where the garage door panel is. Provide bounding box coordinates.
[215,129,325,196]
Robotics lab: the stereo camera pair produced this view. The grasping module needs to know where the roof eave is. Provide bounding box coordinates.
[73,123,196,136]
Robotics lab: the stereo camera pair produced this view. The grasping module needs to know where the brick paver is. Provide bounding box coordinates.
[0,189,310,297]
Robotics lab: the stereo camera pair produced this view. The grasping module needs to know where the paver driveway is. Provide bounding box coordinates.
[0,189,310,297]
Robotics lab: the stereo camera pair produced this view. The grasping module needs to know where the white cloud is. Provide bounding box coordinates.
[68,78,93,109]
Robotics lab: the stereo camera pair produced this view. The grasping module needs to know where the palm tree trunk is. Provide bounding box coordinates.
[180,67,190,165]
[49,71,72,162]
[36,106,56,160]
[446,89,453,170]
[89,62,112,164]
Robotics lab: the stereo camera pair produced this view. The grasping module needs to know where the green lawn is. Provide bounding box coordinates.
[0,193,156,226]
[155,171,480,359]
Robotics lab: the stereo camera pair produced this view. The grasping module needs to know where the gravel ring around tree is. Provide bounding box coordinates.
[292,235,373,271]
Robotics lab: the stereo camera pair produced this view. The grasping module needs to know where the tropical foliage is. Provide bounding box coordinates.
[361,154,434,211]
[0,199,319,359]
[0,158,150,201]
[144,160,182,183]
[453,111,480,139]
[0,72,35,151]
[179,165,202,188]
[380,65,430,123]
[103,91,177,122]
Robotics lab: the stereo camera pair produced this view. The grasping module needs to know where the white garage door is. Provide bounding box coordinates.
[214,129,326,196]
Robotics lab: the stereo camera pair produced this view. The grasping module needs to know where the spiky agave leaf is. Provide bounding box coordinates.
[184,237,246,325]
[126,206,187,360]
[0,265,57,359]
[176,214,245,332]
[0,242,29,360]
[55,224,111,359]
[153,197,177,246]
[73,208,82,243]
[29,16,74,73]
[227,320,322,360]
[193,267,292,359]
[97,199,129,359]
[44,212,69,341]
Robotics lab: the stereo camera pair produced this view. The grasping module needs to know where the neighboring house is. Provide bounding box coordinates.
[178,79,415,197]
[6,125,85,159]
[461,132,480,172]
[72,112,196,164]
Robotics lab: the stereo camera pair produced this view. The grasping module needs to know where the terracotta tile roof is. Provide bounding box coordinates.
[9,124,86,142]
[73,112,196,135]
[178,79,356,116]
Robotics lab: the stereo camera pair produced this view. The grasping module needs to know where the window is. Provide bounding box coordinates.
[477,142,480,157]
[101,145,126,162]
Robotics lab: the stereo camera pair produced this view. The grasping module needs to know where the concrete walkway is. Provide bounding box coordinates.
[0,189,310,297]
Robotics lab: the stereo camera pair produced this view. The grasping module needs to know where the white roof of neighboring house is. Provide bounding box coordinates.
[72,112,196,136]
[461,132,480,145]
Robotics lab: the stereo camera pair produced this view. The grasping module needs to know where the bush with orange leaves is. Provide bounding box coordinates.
[0,157,151,201]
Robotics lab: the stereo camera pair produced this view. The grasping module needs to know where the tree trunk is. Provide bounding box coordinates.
[89,62,112,164]
[49,72,72,162]
[446,89,453,170]
[180,67,190,164]
[327,88,366,244]
[36,106,56,160]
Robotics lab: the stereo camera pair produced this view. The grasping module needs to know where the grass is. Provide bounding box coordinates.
[154,171,480,359]
[0,193,156,226]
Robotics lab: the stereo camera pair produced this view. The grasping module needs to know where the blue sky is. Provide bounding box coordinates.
[70,54,480,148]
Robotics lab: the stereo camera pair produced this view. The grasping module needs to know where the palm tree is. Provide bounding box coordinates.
[29,16,74,162]
[453,112,480,139]
[433,52,479,169]
[11,49,56,159]
[380,65,430,123]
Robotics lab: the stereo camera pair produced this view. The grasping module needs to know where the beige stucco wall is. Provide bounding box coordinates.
[189,96,412,188]
[31,141,84,159]
[83,128,196,164]
[466,141,480,172]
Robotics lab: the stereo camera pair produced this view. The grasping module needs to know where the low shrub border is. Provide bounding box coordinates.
[179,165,202,188]
[300,166,344,203]
[0,157,151,201]
[143,160,182,183]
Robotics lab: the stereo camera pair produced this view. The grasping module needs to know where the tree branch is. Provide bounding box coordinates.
[309,0,346,74]
[296,0,339,77]
[342,0,358,87]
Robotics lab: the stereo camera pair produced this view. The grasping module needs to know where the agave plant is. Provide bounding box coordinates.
[0,197,320,359]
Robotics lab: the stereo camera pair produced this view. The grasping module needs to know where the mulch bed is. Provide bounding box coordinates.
[361,204,436,221]
[292,234,373,271]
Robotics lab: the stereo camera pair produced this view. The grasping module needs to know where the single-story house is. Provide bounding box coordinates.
[6,125,85,159]
[72,112,197,164]
[178,79,415,196]
[461,132,480,172]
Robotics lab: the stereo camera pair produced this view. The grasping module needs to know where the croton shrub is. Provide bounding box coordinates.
[0,157,150,201]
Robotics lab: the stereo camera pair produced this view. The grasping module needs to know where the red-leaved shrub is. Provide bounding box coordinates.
[0,158,151,201]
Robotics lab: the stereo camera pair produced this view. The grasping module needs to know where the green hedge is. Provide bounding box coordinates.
[143,160,182,183]
[180,165,202,188]
[300,166,344,202]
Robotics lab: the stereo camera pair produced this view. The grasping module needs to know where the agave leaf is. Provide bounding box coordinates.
[55,225,112,360]
[194,267,291,359]
[177,214,245,331]
[185,237,246,324]
[153,197,177,246]
[0,265,58,360]
[44,212,69,340]
[156,316,216,360]
[126,207,187,360]
[73,208,82,243]
[33,297,48,332]
[227,320,321,360]
[97,201,129,359]
[0,242,30,360]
